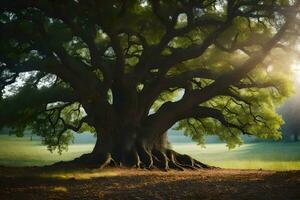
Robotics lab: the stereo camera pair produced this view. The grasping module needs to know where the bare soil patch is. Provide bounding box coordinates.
[0,167,299,200]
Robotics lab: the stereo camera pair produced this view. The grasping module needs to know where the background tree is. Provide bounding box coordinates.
[0,0,299,169]
[280,86,300,142]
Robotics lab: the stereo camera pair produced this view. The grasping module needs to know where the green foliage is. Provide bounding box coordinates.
[28,102,96,154]
[174,47,295,148]
[170,4,296,148]
[0,0,298,153]
[151,89,183,112]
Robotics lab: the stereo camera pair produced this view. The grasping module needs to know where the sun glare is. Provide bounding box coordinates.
[292,62,300,84]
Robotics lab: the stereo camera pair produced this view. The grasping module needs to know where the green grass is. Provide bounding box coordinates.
[173,143,300,170]
[0,135,300,170]
[0,135,93,166]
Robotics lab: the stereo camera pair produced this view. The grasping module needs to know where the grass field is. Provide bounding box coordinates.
[0,134,299,170]
[173,143,300,170]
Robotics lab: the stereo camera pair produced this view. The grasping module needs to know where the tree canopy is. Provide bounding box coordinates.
[0,0,300,168]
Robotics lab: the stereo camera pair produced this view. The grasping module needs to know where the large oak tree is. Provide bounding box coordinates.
[0,0,299,169]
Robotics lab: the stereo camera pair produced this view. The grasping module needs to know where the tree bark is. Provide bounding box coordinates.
[51,120,211,170]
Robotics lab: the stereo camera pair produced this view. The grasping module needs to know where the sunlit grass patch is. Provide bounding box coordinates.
[40,169,119,180]
[173,142,300,171]
[51,186,68,192]
[0,135,93,167]
[207,161,300,171]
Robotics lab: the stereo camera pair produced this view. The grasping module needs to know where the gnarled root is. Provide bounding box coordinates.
[165,149,213,170]
[49,148,214,171]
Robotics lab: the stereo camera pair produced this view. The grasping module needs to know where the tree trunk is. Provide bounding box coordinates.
[51,123,211,170]
[50,94,212,170]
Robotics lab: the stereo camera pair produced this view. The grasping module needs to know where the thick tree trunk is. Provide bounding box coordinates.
[51,126,211,170]
[50,94,212,170]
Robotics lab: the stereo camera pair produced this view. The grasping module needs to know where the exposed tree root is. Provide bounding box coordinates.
[48,148,214,171]
[47,152,113,170]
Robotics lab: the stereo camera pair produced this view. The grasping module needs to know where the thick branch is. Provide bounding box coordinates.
[145,11,295,137]
[191,106,251,135]
[0,86,78,125]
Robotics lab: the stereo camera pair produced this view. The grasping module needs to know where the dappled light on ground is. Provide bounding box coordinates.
[50,186,68,192]
[40,169,119,180]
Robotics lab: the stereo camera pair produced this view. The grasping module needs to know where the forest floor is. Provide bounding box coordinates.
[0,167,299,200]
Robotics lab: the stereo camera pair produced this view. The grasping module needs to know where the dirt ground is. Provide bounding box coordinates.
[0,167,299,200]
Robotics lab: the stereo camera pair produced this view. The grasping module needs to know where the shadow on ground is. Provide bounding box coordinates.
[0,167,299,200]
